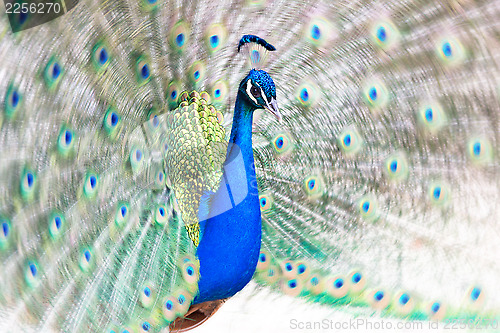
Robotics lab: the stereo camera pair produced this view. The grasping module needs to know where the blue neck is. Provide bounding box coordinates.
[194,91,262,303]
[228,94,254,165]
[225,93,258,188]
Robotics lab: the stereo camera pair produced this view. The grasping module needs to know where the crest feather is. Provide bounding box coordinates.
[238,35,276,69]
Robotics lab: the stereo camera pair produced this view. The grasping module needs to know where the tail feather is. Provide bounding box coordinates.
[250,0,500,321]
[0,1,202,331]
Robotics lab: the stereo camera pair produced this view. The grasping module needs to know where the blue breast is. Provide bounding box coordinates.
[194,143,262,304]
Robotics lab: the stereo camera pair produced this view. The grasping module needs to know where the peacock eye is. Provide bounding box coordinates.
[250,85,260,98]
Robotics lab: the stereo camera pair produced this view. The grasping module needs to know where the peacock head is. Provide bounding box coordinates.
[239,69,281,121]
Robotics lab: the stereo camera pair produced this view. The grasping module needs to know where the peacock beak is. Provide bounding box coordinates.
[264,98,282,122]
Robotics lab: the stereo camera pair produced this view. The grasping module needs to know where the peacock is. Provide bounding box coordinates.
[0,0,499,332]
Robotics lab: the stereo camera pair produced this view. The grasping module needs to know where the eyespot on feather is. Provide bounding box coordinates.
[259,193,273,212]
[394,291,415,315]
[211,80,228,105]
[0,218,12,250]
[103,108,121,138]
[48,212,65,240]
[296,81,319,107]
[281,278,303,297]
[205,24,226,53]
[189,61,206,86]
[358,195,380,222]
[428,301,447,321]
[5,84,22,119]
[337,126,363,156]
[44,57,63,89]
[280,259,297,279]
[57,127,75,156]
[348,270,366,293]
[384,152,409,182]
[115,203,130,228]
[20,168,37,201]
[167,81,181,109]
[295,261,310,281]
[428,182,450,206]
[436,36,466,67]
[136,57,151,84]
[271,132,294,156]
[363,79,389,111]
[260,264,280,285]
[162,296,177,322]
[92,42,111,70]
[256,250,270,271]
[369,289,391,310]
[306,274,325,295]
[79,248,94,272]
[140,283,155,308]
[303,175,324,200]
[467,137,492,165]
[170,21,190,51]
[182,261,200,290]
[305,17,334,48]
[417,102,447,133]
[24,260,40,288]
[467,286,485,309]
[154,205,169,225]
[141,0,158,11]
[173,289,192,316]
[129,147,145,172]
[371,19,400,50]
[83,172,99,198]
[326,276,349,298]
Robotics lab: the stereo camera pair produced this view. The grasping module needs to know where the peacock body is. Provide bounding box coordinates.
[0,0,499,332]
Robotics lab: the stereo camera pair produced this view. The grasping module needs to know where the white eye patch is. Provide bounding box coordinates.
[246,79,262,104]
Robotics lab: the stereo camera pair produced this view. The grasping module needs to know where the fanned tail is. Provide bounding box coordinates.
[0,0,499,330]
[0,1,202,331]
[248,0,500,322]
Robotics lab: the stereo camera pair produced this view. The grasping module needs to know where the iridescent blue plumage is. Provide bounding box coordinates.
[247,69,276,100]
[237,34,276,53]
[0,1,499,332]
[195,59,279,303]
